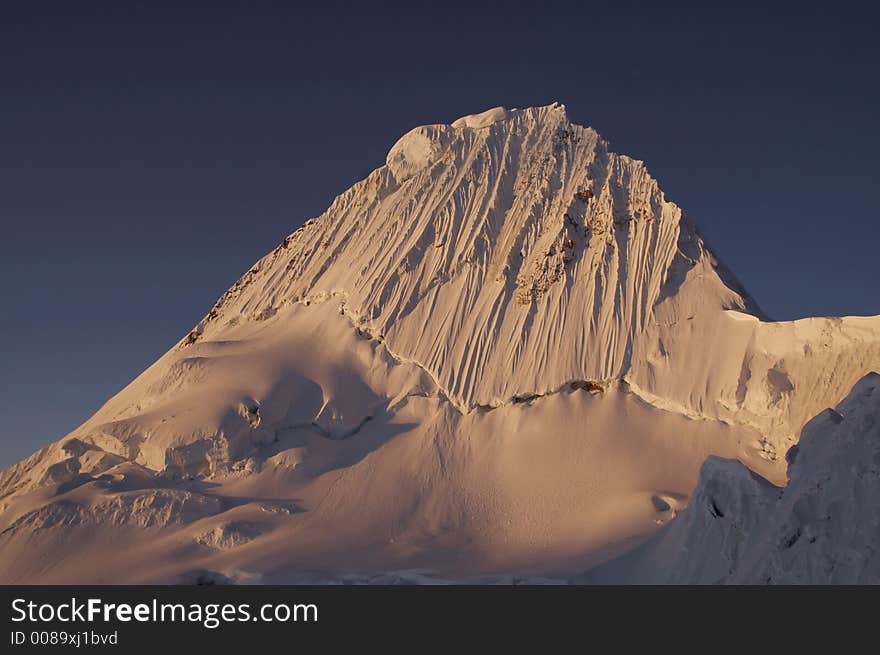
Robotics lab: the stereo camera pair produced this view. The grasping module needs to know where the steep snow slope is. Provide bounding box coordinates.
[583,373,880,584]
[182,104,756,413]
[1,104,878,583]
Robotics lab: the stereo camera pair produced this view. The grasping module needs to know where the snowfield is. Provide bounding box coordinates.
[1,104,878,583]
[582,373,880,584]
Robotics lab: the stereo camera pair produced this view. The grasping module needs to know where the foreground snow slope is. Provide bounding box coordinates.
[583,372,880,584]
[1,105,878,583]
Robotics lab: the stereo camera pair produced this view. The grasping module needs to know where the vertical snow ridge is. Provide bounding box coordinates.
[184,104,751,409]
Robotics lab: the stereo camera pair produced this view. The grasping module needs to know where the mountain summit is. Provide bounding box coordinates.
[2,105,879,583]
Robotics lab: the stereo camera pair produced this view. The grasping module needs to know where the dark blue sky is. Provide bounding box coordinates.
[2,1,879,466]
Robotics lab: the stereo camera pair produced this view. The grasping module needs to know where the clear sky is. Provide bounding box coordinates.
[2,1,879,467]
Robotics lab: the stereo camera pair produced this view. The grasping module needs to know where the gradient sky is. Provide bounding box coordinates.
[2,1,879,467]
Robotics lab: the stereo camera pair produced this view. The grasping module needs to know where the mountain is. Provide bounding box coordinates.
[1,104,879,583]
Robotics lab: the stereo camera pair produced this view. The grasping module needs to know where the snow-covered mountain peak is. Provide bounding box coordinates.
[1,106,878,583]
[386,103,573,183]
[450,105,514,128]
[182,105,758,412]
[448,102,567,129]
